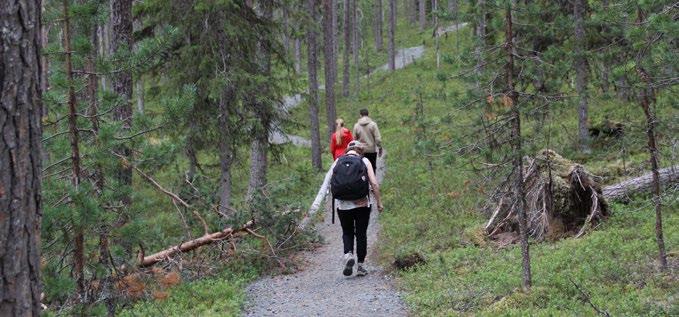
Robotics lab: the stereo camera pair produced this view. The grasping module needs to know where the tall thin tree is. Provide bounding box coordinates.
[323,0,338,135]
[247,0,274,200]
[110,0,134,204]
[374,0,383,50]
[0,0,43,315]
[307,0,323,170]
[505,3,531,291]
[574,0,590,153]
[419,0,426,30]
[342,0,352,97]
[388,0,396,71]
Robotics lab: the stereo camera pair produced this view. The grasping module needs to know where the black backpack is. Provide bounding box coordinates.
[331,154,370,200]
[330,154,370,223]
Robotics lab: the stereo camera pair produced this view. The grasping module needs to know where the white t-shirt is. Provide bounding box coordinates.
[331,156,373,210]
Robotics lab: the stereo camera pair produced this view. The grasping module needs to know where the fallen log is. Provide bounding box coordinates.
[602,165,679,202]
[298,167,333,230]
[139,220,254,267]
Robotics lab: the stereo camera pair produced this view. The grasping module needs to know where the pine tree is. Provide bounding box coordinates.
[0,0,43,314]
[323,0,338,135]
[307,0,323,170]
[387,0,396,71]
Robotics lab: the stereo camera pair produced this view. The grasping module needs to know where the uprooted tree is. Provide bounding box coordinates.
[485,149,679,243]
[485,149,610,242]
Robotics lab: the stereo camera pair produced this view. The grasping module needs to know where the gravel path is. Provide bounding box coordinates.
[243,156,408,317]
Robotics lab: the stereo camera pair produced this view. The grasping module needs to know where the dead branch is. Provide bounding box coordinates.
[131,164,210,235]
[569,278,611,317]
[246,228,287,270]
[139,220,255,267]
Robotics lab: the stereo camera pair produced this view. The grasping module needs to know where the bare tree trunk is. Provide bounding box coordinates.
[61,0,86,299]
[637,66,668,271]
[419,0,426,30]
[408,0,417,24]
[218,95,234,214]
[136,76,144,114]
[294,37,302,73]
[505,4,531,291]
[388,0,396,71]
[323,0,338,136]
[333,0,339,57]
[40,2,49,94]
[353,0,360,95]
[111,0,133,205]
[283,6,291,54]
[574,0,590,154]
[374,0,383,50]
[433,0,440,68]
[185,123,199,182]
[475,0,486,90]
[448,0,457,15]
[342,0,352,97]
[0,1,43,315]
[307,0,323,170]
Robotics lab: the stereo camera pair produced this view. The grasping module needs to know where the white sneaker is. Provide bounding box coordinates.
[342,253,355,276]
[356,263,368,276]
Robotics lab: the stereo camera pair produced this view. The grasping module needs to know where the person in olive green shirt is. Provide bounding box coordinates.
[352,109,382,174]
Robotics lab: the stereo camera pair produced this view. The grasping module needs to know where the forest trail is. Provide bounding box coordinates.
[270,22,468,147]
[244,154,408,317]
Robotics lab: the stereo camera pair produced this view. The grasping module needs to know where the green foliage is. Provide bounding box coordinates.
[119,270,257,317]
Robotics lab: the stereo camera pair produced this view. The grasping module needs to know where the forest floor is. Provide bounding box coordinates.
[243,153,409,317]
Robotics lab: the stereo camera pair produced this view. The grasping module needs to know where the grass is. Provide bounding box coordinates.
[285,12,678,316]
[118,7,677,316]
[119,269,257,317]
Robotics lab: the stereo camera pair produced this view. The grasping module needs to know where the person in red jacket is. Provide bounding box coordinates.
[330,118,353,160]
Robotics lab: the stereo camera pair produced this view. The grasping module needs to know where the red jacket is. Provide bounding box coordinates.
[330,128,353,160]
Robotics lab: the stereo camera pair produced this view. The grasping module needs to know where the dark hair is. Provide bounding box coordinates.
[359,108,369,116]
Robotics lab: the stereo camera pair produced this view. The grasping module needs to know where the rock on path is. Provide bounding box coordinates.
[243,156,408,317]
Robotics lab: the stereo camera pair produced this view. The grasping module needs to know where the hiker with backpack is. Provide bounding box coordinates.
[353,109,382,175]
[330,140,384,277]
[329,118,353,160]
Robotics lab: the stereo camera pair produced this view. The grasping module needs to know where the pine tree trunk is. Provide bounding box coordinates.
[136,76,144,114]
[505,4,531,291]
[185,123,199,182]
[342,0,352,97]
[574,0,590,154]
[307,0,323,170]
[434,0,440,68]
[111,0,133,205]
[448,0,457,16]
[247,0,274,200]
[283,7,291,54]
[419,0,426,30]
[61,0,86,299]
[294,38,302,73]
[353,0,360,94]
[388,0,396,71]
[408,0,416,24]
[637,67,668,271]
[475,0,486,89]
[40,2,49,94]
[0,1,43,315]
[323,0,338,136]
[218,94,234,214]
[374,0,383,50]
[333,0,339,63]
